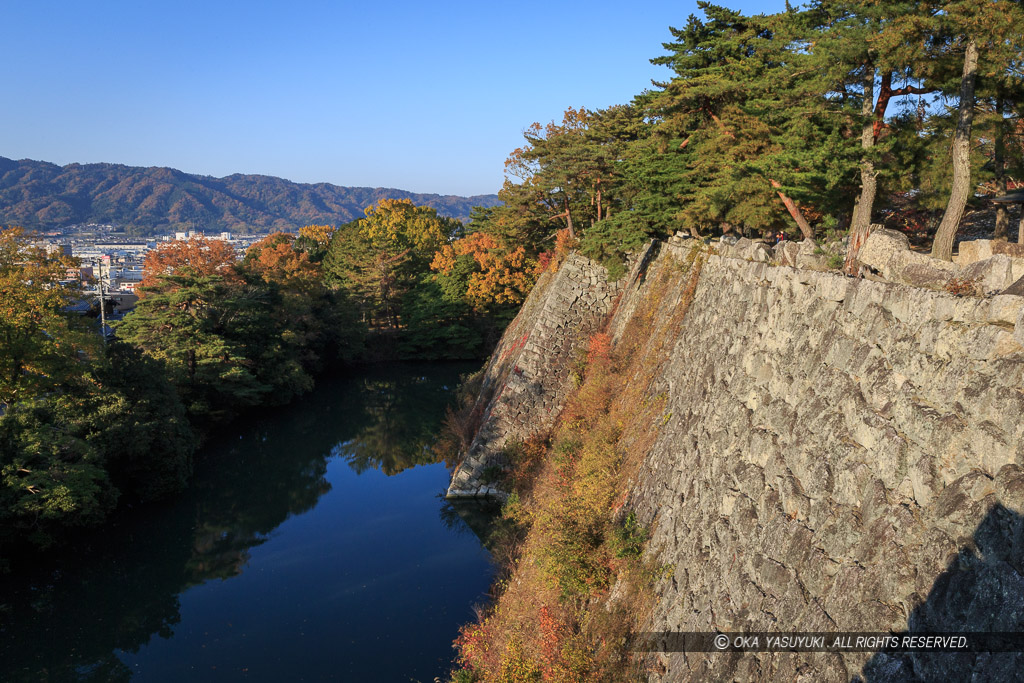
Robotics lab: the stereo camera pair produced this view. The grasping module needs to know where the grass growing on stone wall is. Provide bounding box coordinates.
[449,246,706,682]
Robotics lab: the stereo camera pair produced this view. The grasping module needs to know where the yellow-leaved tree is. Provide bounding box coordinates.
[324,198,462,328]
[297,224,336,249]
[0,228,93,407]
[430,232,535,309]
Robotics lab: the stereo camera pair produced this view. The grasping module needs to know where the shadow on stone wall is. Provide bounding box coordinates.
[859,503,1024,682]
[632,239,661,288]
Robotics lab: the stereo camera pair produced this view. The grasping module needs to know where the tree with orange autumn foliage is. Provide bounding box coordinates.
[140,236,238,292]
[317,198,533,359]
[122,230,364,425]
[242,231,363,372]
[430,232,536,309]
[391,229,537,359]
[243,233,319,290]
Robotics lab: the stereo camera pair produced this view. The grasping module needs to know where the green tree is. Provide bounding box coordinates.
[503,107,596,242]
[323,199,461,329]
[0,397,118,548]
[932,0,1024,257]
[116,271,268,424]
[806,0,946,246]
[645,3,863,240]
[399,276,484,359]
[81,343,196,502]
[240,231,364,373]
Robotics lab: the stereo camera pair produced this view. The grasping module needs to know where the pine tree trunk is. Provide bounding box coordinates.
[994,93,1009,240]
[845,223,876,276]
[932,38,979,261]
[848,64,878,273]
[564,198,575,240]
[850,64,877,238]
[1018,208,1024,245]
[769,179,815,240]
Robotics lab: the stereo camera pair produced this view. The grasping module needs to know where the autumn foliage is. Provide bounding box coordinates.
[362,198,455,255]
[431,232,536,309]
[448,254,711,682]
[536,228,579,275]
[297,224,336,248]
[0,227,88,406]
[322,198,462,331]
[244,232,319,288]
[0,228,197,549]
[140,236,238,291]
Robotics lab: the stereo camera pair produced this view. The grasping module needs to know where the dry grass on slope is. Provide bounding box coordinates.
[450,247,708,682]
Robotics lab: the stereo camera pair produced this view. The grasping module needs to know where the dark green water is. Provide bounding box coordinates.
[0,362,495,682]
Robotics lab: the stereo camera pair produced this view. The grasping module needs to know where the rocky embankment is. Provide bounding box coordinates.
[450,232,1024,680]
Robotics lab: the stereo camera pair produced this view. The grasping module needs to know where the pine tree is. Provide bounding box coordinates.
[932,0,1024,259]
[323,199,461,329]
[116,271,268,423]
[645,3,861,241]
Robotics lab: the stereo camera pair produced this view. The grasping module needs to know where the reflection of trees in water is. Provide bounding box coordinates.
[183,452,331,584]
[186,524,261,582]
[0,363,469,682]
[1,397,334,681]
[334,371,463,476]
[0,546,186,682]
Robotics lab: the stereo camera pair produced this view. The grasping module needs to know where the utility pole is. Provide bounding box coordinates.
[97,259,107,345]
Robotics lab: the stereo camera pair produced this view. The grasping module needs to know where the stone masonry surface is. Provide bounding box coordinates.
[625,249,1024,681]
[446,252,623,498]
[451,239,1024,680]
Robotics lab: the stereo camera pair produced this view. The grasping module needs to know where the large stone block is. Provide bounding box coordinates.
[897,258,958,290]
[1016,306,1024,347]
[958,255,1016,295]
[957,239,1024,281]
[1003,274,1024,296]
[750,242,772,263]
[859,229,910,279]
[796,239,830,271]
[858,229,959,290]
[988,294,1024,324]
[797,238,819,255]
[955,239,993,265]
[993,242,1024,280]
[991,241,1024,257]
[957,239,1024,263]
[774,240,800,267]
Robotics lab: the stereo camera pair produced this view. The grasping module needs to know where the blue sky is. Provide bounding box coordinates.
[3,0,786,196]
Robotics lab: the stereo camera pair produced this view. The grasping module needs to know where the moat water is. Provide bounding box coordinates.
[0,362,494,682]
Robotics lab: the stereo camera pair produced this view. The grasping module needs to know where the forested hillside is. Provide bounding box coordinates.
[0,157,499,234]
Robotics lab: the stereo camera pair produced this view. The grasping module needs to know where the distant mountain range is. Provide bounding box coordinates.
[0,157,500,234]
